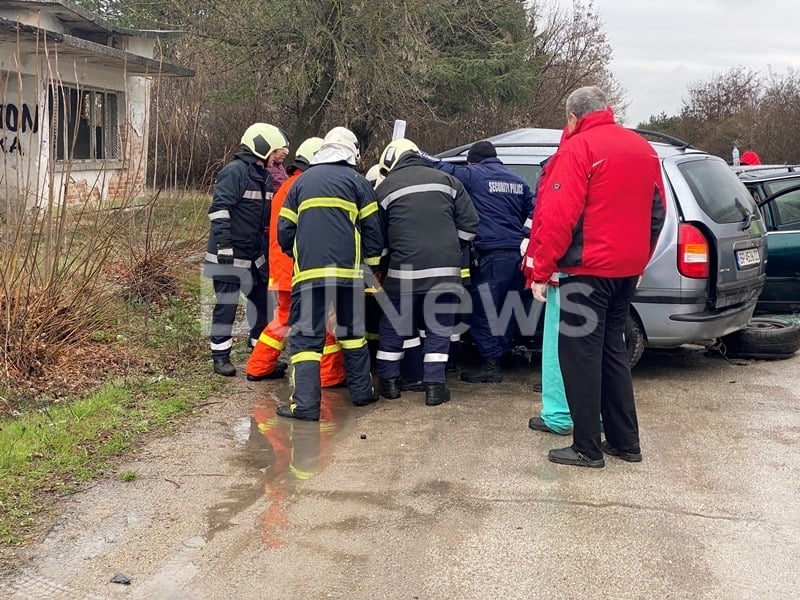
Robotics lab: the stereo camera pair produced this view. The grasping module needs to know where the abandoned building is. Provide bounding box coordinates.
[0,0,193,212]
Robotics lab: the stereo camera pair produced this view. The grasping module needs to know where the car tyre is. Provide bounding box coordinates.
[722,317,800,360]
[625,313,646,368]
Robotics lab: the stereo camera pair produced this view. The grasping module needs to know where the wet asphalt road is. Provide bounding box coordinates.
[2,346,799,599]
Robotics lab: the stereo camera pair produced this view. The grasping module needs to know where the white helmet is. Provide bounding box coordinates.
[365,164,384,188]
[322,126,360,160]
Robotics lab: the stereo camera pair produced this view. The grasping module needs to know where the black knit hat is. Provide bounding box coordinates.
[466,140,497,164]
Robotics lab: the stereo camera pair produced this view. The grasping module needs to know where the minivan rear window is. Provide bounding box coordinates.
[505,164,543,191]
[678,159,759,224]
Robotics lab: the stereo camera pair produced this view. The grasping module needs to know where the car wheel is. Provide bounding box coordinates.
[625,313,646,368]
[722,317,800,360]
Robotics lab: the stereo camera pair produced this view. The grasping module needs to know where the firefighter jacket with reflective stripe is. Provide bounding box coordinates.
[269,170,304,291]
[205,156,274,268]
[376,153,479,294]
[277,162,385,288]
[434,157,534,253]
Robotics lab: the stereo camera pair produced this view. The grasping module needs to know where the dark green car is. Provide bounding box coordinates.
[737,167,800,313]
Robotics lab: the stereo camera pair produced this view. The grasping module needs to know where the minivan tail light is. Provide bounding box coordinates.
[678,223,710,279]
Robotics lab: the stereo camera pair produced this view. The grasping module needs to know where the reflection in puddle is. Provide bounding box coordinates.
[205,388,351,547]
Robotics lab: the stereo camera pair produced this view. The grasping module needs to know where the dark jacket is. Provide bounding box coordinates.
[204,154,273,272]
[376,153,479,294]
[531,108,666,282]
[277,162,384,288]
[434,157,534,253]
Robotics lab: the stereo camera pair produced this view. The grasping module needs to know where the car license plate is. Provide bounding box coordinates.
[736,247,760,268]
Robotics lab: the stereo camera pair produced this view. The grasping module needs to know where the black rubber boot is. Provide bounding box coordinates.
[460,358,502,383]
[378,377,401,399]
[213,358,236,377]
[424,383,451,406]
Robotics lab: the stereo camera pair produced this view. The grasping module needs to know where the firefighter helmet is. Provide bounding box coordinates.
[293,136,324,168]
[379,138,419,175]
[365,164,384,188]
[322,126,360,160]
[240,123,289,161]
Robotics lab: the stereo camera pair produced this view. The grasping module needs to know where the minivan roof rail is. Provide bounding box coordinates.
[631,129,694,150]
[733,165,799,175]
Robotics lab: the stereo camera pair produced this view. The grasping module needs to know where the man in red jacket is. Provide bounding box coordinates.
[526,86,666,468]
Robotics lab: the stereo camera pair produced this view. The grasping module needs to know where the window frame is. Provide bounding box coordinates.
[48,84,121,163]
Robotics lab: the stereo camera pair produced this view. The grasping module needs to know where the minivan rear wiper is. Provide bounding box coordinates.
[734,197,756,230]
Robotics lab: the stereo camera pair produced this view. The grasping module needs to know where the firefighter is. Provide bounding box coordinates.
[421,141,534,383]
[204,123,289,376]
[276,126,385,420]
[374,139,479,406]
[246,137,345,387]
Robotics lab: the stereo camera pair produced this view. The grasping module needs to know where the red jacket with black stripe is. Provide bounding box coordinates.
[529,108,666,283]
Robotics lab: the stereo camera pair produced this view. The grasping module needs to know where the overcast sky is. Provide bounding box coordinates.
[568,0,800,125]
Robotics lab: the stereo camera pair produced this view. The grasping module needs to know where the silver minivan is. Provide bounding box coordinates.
[439,129,768,366]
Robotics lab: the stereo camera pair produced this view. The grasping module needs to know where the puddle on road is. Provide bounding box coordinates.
[205,386,354,547]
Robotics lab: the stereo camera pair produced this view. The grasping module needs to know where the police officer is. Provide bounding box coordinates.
[204,123,289,376]
[423,140,534,383]
[277,127,385,420]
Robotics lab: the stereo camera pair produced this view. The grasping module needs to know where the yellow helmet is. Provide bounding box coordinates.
[379,138,419,175]
[240,123,289,161]
[294,136,324,167]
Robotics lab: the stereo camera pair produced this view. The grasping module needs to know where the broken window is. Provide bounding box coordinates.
[49,85,120,161]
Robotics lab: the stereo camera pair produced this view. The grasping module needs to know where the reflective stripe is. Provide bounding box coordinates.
[359,201,379,219]
[291,351,322,363]
[208,210,230,220]
[258,332,285,351]
[460,268,471,279]
[242,190,263,200]
[380,248,390,257]
[292,267,362,285]
[524,217,532,230]
[376,350,404,361]
[424,353,449,363]
[365,332,380,341]
[279,206,298,223]
[457,229,476,241]
[210,339,232,351]
[290,464,315,480]
[323,342,342,355]
[205,252,264,270]
[403,337,421,349]
[387,267,460,279]
[339,337,367,350]
[449,333,461,342]
[298,197,358,220]
[419,330,427,338]
[380,183,458,209]
[364,256,382,266]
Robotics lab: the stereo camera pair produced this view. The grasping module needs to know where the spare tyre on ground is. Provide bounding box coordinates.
[722,317,800,360]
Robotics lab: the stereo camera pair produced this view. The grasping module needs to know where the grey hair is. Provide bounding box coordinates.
[565,86,608,119]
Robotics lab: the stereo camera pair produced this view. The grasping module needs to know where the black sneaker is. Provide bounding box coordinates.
[547,446,604,468]
[528,417,571,436]
[212,358,236,377]
[601,441,642,463]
